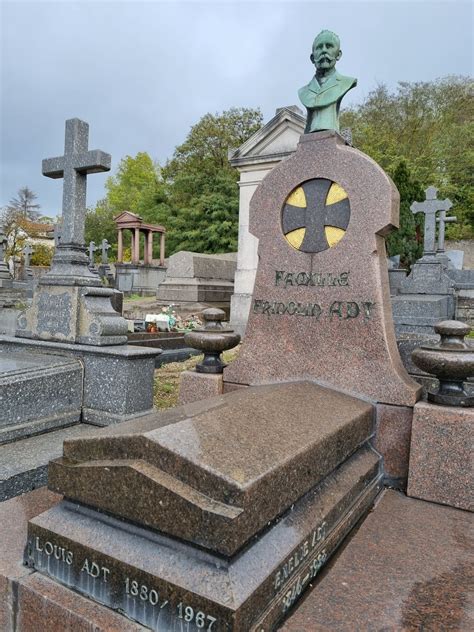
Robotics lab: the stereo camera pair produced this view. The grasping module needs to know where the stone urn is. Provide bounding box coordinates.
[412,320,474,406]
[184,308,240,373]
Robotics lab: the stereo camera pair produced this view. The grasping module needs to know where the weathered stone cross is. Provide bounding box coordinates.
[411,186,452,256]
[101,238,110,264]
[42,119,111,247]
[23,244,33,267]
[88,241,98,266]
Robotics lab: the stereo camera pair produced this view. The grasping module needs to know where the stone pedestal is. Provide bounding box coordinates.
[407,401,473,511]
[178,370,223,405]
[392,257,456,335]
[25,381,382,631]
[16,283,128,346]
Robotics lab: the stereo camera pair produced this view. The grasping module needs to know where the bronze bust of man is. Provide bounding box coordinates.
[299,30,357,134]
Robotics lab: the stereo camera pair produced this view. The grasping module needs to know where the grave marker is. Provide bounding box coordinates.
[87,241,97,267]
[224,131,420,407]
[23,244,33,268]
[101,238,110,264]
[411,186,452,257]
[16,119,128,345]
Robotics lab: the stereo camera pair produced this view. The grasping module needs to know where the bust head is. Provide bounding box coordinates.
[310,30,342,75]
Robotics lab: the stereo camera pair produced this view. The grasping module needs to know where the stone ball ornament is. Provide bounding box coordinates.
[184,308,240,374]
[412,320,474,407]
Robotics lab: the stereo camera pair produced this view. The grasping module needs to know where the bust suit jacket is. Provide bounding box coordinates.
[298,71,357,133]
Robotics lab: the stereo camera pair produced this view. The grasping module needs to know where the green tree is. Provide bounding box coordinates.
[104,152,163,215]
[85,202,118,259]
[386,161,424,267]
[86,152,169,259]
[341,76,473,238]
[163,107,263,253]
[30,243,53,266]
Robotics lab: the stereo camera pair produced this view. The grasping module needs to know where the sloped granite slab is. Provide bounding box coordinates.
[47,381,373,556]
[26,446,381,632]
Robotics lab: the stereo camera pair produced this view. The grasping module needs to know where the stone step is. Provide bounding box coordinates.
[0,424,101,501]
[47,381,374,556]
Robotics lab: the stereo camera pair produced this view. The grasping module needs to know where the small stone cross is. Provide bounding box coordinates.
[23,244,33,267]
[411,186,452,256]
[42,119,111,247]
[88,241,98,266]
[436,210,457,253]
[101,238,111,264]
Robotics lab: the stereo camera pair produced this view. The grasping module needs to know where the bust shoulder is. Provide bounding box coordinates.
[335,72,357,91]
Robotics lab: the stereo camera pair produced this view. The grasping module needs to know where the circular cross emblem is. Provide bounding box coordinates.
[281,178,350,253]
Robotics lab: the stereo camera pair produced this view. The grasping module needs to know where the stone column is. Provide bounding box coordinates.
[130,230,135,262]
[133,228,140,264]
[117,229,123,263]
[146,231,153,265]
[160,232,165,266]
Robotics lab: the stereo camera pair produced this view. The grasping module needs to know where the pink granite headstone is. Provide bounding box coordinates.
[224,131,421,406]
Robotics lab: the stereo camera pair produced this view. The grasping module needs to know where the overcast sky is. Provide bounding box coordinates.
[1,0,472,217]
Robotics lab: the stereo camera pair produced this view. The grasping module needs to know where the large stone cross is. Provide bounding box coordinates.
[23,244,33,267]
[101,238,110,264]
[411,186,452,256]
[42,119,111,247]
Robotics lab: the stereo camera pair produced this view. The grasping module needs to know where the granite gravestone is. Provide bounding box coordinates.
[26,383,382,631]
[224,131,420,408]
[392,187,457,337]
[3,119,159,428]
[16,118,127,346]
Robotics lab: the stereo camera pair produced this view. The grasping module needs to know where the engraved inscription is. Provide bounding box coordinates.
[275,270,350,287]
[273,521,327,591]
[81,557,110,582]
[37,292,72,336]
[281,550,327,613]
[35,536,74,565]
[254,299,375,321]
[30,535,221,631]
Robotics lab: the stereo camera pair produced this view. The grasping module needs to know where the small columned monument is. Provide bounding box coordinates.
[16,118,127,345]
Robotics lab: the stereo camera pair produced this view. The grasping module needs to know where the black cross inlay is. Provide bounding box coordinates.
[282,179,350,253]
